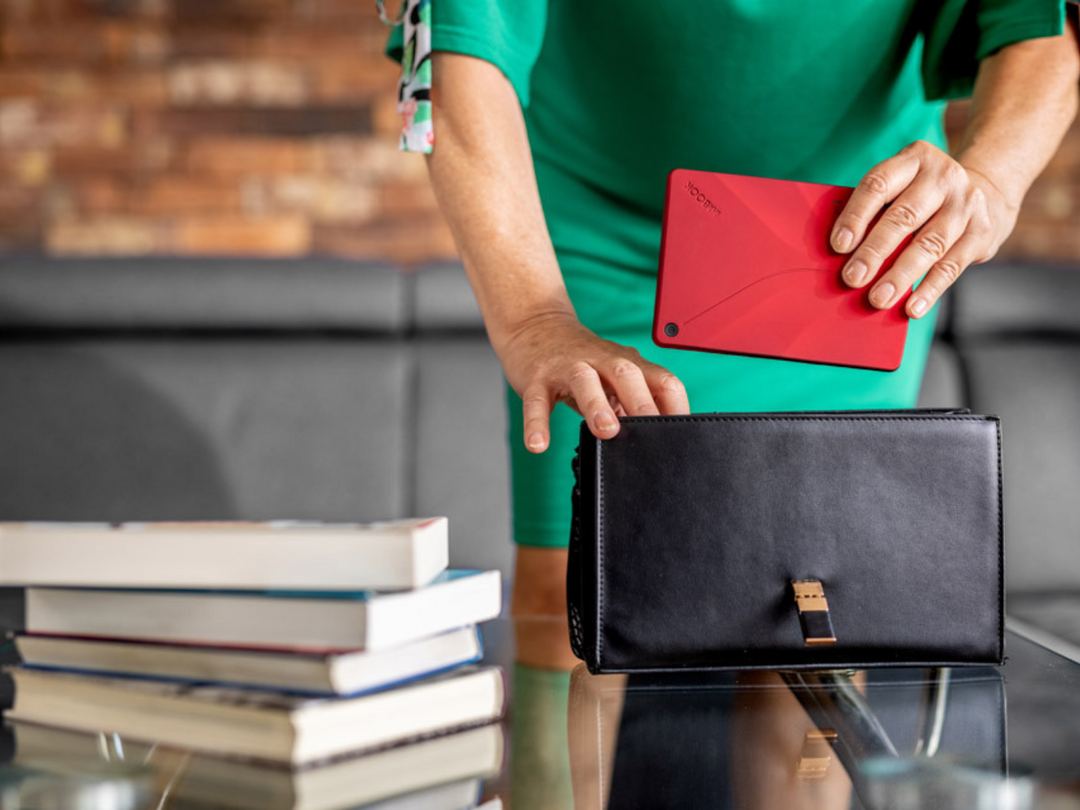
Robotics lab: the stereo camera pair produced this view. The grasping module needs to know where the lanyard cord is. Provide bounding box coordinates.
[375,0,404,25]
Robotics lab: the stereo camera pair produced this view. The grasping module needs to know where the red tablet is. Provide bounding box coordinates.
[653,169,911,372]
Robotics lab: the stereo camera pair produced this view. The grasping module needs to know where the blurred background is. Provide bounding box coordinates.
[0,4,1079,804]
[0,0,1078,629]
[0,0,1077,263]
[0,0,454,262]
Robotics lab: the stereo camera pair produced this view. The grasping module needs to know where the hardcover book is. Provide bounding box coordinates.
[26,570,502,652]
[0,518,449,591]
[16,626,483,696]
[11,721,504,810]
[7,665,506,766]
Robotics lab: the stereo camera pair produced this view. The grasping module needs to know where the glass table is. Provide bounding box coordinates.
[2,619,1079,809]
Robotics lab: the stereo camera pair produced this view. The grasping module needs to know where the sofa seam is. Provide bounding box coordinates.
[401,271,420,519]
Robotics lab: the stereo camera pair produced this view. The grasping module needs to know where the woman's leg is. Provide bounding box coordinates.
[512,546,568,617]
[506,380,581,618]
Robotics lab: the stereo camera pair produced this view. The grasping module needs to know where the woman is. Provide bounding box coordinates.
[389,1,1079,618]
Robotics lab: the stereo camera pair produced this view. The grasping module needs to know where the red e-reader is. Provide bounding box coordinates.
[653,169,911,372]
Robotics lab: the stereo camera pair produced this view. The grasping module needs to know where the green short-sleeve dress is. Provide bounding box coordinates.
[389,0,1065,548]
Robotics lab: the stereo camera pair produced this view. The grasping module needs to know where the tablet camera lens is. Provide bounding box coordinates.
[664,323,679,337]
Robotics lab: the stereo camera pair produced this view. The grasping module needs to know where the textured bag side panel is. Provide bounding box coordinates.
[568,446,586,662]
[568,425,603,671]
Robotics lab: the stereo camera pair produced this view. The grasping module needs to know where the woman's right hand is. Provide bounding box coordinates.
[493,311,691,453]
[424,53,689,452]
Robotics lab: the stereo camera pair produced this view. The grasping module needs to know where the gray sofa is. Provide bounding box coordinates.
[916,263,1080,644]
[0,257,1078,636]
[0,258,512,577]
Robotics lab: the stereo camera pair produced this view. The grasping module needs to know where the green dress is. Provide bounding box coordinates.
[389,0,1064,548]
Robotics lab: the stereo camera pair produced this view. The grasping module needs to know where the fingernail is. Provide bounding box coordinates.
[843,260,870,287]
[527,432,546,451]
[910,297,928,317]
[595,412,617,431]
[833,227,853,253]
[870,282,896,308]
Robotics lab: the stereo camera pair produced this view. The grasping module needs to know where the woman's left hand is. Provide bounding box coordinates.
[830,140,1018,319]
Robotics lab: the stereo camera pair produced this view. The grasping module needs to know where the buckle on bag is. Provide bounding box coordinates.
[796,728,838,779]
[793,580,837,646]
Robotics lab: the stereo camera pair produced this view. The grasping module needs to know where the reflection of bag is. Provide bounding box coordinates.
[568,410,1004,673]
[783,668,1007,808]
[567,665,1005,810]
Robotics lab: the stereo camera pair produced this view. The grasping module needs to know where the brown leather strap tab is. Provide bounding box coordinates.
[796,728,838,780]
[793,580,837,646]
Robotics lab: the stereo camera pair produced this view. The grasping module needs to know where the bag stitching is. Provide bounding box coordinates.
[617,418,996,424]
[608,675,1002,692]
[995,420,1004,661]
[587,659,1002,673]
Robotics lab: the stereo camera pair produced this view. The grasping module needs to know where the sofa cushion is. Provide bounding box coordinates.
[0,257,406,331]
[415,337,513,574]
[414,261,486,330]
[961,342,1080,593]
[951,263,1080,338]
[947,264,1080,595]
[0,340,410,522]
[916,343,966,409]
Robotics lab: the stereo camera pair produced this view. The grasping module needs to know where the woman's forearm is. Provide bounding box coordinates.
[955,22,1080,215]
[831,23,1080,317]
[423,52,689,450]
[425,53,575,346]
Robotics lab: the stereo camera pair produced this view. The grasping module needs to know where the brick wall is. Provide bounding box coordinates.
[0,0,454,262]
[0,1,1077,265]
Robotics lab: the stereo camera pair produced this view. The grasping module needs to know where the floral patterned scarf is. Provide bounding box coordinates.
[378,0,433,153]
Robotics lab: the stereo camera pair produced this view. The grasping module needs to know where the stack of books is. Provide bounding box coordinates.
[0,518,505,808]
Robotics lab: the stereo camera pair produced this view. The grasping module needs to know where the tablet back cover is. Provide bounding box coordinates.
[653,170,910,371]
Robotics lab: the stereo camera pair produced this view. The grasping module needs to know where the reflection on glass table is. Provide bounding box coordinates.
[0,754,153,810]
[511,622,1080,810]
[3,622,1080,809]
[568,666,1010,810]
[3,723,504,809]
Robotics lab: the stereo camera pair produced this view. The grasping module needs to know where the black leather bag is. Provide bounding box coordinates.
[567,409,1004,673]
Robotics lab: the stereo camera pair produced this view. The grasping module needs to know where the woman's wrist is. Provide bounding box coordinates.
[955,158,1021,247]
[954,150,1024,217]
[485,300,580,353]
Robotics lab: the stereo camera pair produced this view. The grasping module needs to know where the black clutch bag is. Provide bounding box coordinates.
[567,409,1004,673]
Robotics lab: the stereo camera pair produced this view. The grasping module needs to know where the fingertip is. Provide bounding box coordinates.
[842,259,871,288]
[599,423,621,440]
[592,410,620,439]
[832,226,854,254]
[526,431,548,453]
[868,281,898,310]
